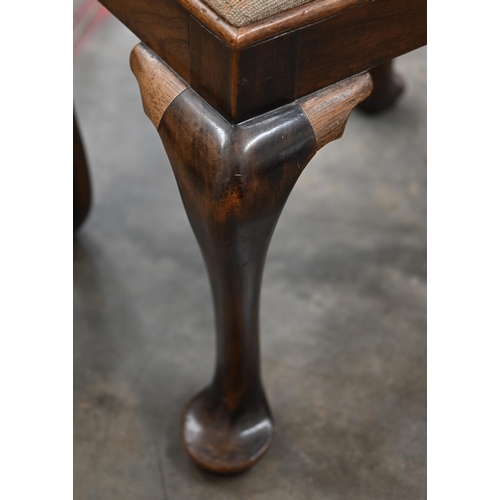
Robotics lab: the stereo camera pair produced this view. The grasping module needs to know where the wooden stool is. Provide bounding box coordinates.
[81,0,426,473]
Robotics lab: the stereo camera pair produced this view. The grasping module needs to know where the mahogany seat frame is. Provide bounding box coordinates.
[100,0,425,123]
[84,0,426,473]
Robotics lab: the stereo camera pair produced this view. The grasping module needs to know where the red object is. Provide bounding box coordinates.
[73,0,109,56]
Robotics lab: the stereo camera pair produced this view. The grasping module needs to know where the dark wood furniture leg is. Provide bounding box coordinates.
[74,111,92,230]
[131,43,372,473]
[358,60,405,114]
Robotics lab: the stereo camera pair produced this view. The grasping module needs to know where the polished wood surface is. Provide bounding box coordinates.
[131,43,372,472]
[74,112,92,230]
[295,0,424,97]
[82,0,426,475]
[174,0,367,49]
[100,0,426,122]
[100,0,192,81]
[299,73,373,149]
[164,92,316,473]
[130,44,187,128]
[101,0,368,51]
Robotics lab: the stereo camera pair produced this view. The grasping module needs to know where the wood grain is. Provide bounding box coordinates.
[130,44,187,129]
[131,49,373,472]
[236,30,299,121]
[189,18,238,121]
[160,89,317,473]
[100,0,191,81]
[174,0,368,49]
[299,72,373,149]
[296,0,426,96]
[174,0,239,45]
[235,0,370,48]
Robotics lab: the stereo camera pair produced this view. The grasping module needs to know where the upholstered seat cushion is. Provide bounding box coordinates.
[202,0,314,27]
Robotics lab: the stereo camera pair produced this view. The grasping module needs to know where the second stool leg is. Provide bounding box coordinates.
[358,59,404,114]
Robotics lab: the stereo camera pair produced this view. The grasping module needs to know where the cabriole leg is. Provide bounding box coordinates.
[131,43,372,473]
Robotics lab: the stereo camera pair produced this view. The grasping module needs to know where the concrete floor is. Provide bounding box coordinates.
[74,14,426,500]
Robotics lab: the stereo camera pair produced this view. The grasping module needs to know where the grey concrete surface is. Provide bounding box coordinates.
[74,15,426,500]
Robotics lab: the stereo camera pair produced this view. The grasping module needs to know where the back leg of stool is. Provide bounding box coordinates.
[358,59,404,114]
[130,43,373,474]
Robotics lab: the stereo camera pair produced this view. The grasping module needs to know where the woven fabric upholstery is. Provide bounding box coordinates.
[202,0,314,27]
